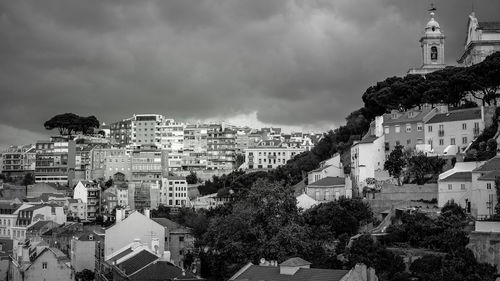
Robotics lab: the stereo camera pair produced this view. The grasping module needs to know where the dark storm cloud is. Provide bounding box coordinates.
[1,0,500,147]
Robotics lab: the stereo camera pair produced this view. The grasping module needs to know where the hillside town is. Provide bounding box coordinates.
[0,5,500,281]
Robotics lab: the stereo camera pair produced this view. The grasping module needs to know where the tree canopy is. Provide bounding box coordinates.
[44,113,100,136]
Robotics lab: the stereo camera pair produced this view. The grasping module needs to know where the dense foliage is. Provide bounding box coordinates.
[44,113,100,136]
[385,202,469,252]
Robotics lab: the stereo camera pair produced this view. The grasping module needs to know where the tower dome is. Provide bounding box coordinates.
[425,12,442,35]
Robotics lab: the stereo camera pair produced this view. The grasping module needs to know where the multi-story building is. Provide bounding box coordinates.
[243,140,305,170]
[181,152,208,171]
[382,107,433,154]
[71,232,96,273]
[350,117,385,196]
[438,158,498,218]
[74,144,96,182]
[160,177,188,208]
[183,124,209,153]
[34,137,76,184]
[10,204,66,241]
[131,114,163,148]
[458,12,500,66]
[425,107,486,155]
[73,181,101,221]
[130,145,168,183]
[0,202,19,239]
[106,184,129,208]
[160,120,185,152]
[307,154,344,184]
[109,118,132,147]
[10,241,72,281]
[151,218,195,267]
[207,126,237,170]
[91,148,131,181]
[1,145,36,179]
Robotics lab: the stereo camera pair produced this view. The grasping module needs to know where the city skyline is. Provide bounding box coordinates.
[1,0,500,148]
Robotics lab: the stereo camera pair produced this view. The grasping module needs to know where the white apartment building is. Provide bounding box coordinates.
[438,158,498,218]
[160,177,188,207]
[350,116,385,196]
[425,107,485,155]
[73,181,101,221]
[243,140,305,170]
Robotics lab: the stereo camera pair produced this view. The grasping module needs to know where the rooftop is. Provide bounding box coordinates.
[477,21,500,31]
[383,109,430,125]
[131,260,200,281]
[308,177,345,187]
[231,264,349,281]
[356,135,378,144]
[280,257,311,267]
[477,170,500,181]
[474,156,500,172]
[118,250,159,276]
[426,108,482,124]
[440,171,472,182]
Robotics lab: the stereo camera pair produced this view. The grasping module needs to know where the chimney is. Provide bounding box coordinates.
[116,208,124,223]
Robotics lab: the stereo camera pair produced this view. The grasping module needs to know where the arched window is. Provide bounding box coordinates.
[431,46,438,61]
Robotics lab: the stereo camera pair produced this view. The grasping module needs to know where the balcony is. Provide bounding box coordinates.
[438,130,445,137]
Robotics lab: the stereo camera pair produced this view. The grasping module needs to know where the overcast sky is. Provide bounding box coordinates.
[1,0,499,148]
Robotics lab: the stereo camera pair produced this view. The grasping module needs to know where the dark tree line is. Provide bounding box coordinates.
[44,113,100,136]
[363,51,500,117]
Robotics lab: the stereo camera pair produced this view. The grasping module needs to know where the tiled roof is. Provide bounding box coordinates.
[478,22,500,31]
[151,218,183,231]
[27,220,53,231]
[440,172,472,182]
[119,250,158,275]
[310,165,331,173]
[474,156,500,172]
[426,108,481,124]
[477,170,500,181]
[280,257,311,267]
[308,177,345,187]
[131,261,200,281]
[107,247,134,263]
[232,265,349,281]
[356,135,378,144]
[383,109,430,125]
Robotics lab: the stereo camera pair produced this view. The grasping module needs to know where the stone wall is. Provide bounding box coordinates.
[468,227,500,273]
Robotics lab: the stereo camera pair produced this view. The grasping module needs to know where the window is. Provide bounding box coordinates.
[179,236,184,242]
[42,262,48,269]
[448,184,452,190]
[407,139,411,145]
[428,126,433,132]
[487,183,492,190]
[461,184,466,190]
[384,126,389,134]
[462,137,468,144]
[439,139,444,145]
[395,125,400,133]
[450,138,455,145]
[417,123,423,131]
[406,124,411,133]
[431,46,438,61]
[462,123,467,130]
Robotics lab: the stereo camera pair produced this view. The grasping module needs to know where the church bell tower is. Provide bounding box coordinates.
[420,9,445,69]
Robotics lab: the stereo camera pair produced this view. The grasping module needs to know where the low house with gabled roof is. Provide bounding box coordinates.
[306,177,349,202]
